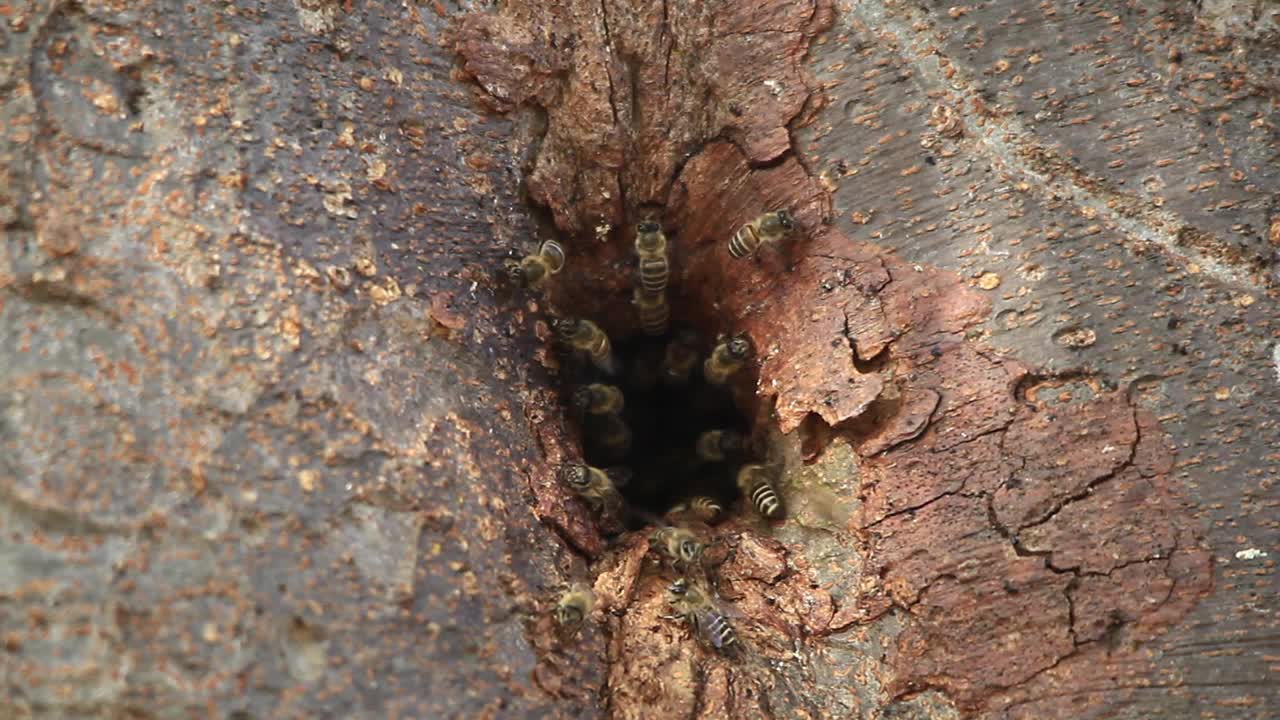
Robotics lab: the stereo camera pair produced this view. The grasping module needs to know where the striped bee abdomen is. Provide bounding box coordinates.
[638,255,669,295]
[539,239,566,273]
[633,288,669,337]
[737,463,784,520]
[638,299,668,336]
[728,211,795,260]
[748,480,783,519]
[702,610,737,651]
[728,224,759,259]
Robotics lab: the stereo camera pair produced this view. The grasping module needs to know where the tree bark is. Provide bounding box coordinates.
[1,1,1276,719]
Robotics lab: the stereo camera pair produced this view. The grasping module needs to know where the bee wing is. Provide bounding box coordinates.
[797,483,852,528]
[604,466,633,488]
[600,485,626,517]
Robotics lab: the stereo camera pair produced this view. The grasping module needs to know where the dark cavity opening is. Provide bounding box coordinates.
[558,330,756,529]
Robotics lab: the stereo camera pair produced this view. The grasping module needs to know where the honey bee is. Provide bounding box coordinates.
[571,383,625,415]
[507,239,566,288]
[728,210,794,259]
[588,413,633,460]
[632,287,670,337]
[605,465,634,489]
[553,317,617,375]
[554,584,594,637]
[736,463,784,520]
[703,334,753,385]
[651,526,704,570]
[667,495,724,524]
[695,430,746,463]
[634,221,670,296]
[662,330,700,385]
[663,578,738,653]
[558,463,626,514]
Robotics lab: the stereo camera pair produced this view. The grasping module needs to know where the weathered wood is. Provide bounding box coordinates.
[793,1,1278,717]
[1,1,602,717]
[2,0,1276,718]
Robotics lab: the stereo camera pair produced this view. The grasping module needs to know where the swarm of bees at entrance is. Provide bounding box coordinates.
[508,209,800,653]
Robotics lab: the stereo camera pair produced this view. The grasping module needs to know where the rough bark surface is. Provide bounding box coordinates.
[2,1,603,717]
[1,1,1277,719]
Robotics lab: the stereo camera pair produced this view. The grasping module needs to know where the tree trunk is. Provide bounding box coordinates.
[1,0,1276,719]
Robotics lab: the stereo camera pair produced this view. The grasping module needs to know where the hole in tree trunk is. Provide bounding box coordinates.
[568,333,754,527]
[544,235,773,531]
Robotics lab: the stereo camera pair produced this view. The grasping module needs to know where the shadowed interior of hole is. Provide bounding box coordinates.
[560,330,755,528]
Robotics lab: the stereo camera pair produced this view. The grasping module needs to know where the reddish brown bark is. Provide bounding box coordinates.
[2,0,1275,718]
[453,0,1261,717]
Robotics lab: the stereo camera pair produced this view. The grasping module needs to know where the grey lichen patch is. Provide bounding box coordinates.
[0,375,183,526]
[1197,0,1280,38]
[294,0,341,36]
[0,508,137,714]
[5,592,130,708]
[768,434,877,633]
[810,613,919,718]
[283,616,330,684]
[334,503,425,603]
[777,436,860,534]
